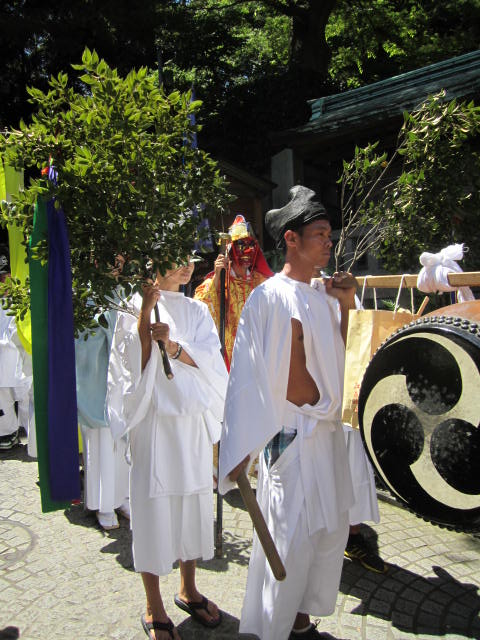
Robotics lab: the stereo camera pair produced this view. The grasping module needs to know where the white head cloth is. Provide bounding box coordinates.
[417,243,474,303]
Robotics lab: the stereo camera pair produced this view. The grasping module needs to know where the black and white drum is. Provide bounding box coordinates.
[358,301,480,531]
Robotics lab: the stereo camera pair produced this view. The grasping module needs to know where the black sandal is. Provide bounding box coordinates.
[174,594,222,628]
[141,613,176,639]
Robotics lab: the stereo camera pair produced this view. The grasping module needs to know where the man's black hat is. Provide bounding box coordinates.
[265,185,328,248]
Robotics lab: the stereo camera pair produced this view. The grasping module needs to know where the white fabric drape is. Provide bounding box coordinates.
[417,243,474,302]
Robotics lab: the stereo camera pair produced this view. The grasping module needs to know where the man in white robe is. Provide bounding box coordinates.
[219,186,357,640]
[107,259,227,640]
[13,344,36,457]
[0,251,32,451]
[0,306,25,450]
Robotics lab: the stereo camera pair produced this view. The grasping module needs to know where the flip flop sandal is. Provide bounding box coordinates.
[173,594,222,628]
[141,613,175,639]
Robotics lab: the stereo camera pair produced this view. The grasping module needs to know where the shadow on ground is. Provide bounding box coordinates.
[0,627,20,640]
[0,441,36,464]
[221,488,247,512]
[176,610,242,639]
[63,501,135,570]
[99,525,135,570]
[341,531,480,638]
[64,500,251,574]
[175,612,347,640]
[197,530,251,573]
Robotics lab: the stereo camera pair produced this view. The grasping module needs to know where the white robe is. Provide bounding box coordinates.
[219,273,355,640]
[107,291,227,575]
[338,286,380,525]
[75,310,130,514]
[14,349,36,457]
[80,426,130,514]
[0,306,31,439]
[343,423,380,526]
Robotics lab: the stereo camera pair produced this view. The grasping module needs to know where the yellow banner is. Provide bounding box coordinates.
[1,159,31,353]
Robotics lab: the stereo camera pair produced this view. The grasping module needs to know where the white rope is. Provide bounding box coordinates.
[393,274,406,315]
[360,276,370,308]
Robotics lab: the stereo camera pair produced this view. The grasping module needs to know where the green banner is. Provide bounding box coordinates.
[29,199,69,512]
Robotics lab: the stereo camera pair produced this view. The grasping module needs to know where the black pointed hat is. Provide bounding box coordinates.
[265,185,328,247]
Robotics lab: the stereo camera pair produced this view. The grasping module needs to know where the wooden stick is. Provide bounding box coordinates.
[215,233,230,559]
[416,296,429,316]
[236,471,286,581]
[355,271,480,289]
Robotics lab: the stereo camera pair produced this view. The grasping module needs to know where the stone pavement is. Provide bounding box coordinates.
[1,436,480,640]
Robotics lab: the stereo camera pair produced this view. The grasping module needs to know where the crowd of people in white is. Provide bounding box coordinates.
[1,186,387,640]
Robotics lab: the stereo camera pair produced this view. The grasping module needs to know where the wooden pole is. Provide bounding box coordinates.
[215,233,230,559]
[355,271,480,289]
[154,303,173,379]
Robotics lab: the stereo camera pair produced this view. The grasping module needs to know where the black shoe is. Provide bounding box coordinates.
[344,533,388,573]
[0,430,20,450]
[289,623,324,639]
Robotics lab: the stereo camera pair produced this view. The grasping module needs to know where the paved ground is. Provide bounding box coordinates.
[1,435,480,640]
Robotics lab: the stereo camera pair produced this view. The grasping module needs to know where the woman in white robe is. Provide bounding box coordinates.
[107,260,227,640]
[75,308,130,530]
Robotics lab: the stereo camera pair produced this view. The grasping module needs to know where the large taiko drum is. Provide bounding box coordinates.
[358,300,480,531]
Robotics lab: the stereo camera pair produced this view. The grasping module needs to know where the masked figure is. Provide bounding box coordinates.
[194,215,273,370]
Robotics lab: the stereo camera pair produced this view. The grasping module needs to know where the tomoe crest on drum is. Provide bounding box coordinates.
[358,308,480,532]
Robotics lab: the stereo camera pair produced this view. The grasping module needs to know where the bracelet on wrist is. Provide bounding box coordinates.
[169,342,183,360]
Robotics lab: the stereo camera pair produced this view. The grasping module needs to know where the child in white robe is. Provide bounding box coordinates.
[107,259,227,640]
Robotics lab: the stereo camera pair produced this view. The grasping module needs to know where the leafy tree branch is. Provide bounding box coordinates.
[0,48,231,333]
[336,92,480,273]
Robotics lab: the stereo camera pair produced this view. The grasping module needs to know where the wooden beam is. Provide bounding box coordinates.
[355,272,480,289]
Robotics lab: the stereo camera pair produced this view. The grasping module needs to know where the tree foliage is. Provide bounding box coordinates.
[2,1,480,278]
[158,0,312,173]
[0,0,164,128]
[2,1,480,177]
[337,93,480,273]
[327,0,480,89]
[335,141,390,271]
[0,48,230,332]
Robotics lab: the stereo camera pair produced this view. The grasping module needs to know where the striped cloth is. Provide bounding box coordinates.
[264,427,296,469]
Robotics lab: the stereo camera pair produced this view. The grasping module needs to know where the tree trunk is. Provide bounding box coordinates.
[290,0,338,76]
